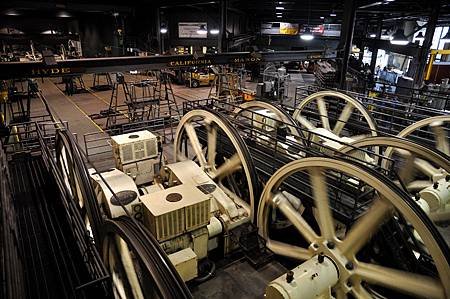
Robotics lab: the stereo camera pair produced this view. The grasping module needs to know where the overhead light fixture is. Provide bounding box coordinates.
[301,28,314,41]
[390,28,409,45]
[277,15,282,18]
[197,24,207,35]
[210,29,219,35]
[441,30,450,42]
[320,16,324,19]
[330,11,337,17]
[278,1,284,4]
[276,12,283,15]
[41,30,56,35]
[112,12,119,17]
[5,9,20,16]
[370,33,376,38]
[57,11,71,18]
[160,27,168,34]
[276,6,285,10]
[385,0,395,2]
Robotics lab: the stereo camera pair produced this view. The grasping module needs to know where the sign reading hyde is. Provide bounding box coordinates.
[31,67,71,76]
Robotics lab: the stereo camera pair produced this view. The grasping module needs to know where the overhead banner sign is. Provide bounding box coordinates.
[280,23,299,35]
[261,23,340,37]
[178,22,207,39]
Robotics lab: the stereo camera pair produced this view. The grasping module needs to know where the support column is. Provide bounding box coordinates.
[219,0,228,53]
[369,17,383,75]
[338,0,357,89]
[414,3,439,86]
[156,7,161,54]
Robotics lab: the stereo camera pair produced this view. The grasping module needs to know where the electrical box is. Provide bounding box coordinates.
[111,130,159,185]
[142,183,210,242]
[168,248,198,282]
[111,130,158,166]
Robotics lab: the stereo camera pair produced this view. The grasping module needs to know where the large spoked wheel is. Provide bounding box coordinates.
[174,109,260,222]
[339,136,450,223]
[397,115,450,156]
[258,157,450,299]
[292,91,378,147]
[55,130,102,244]
[102,218,191,299]
[233,100,303,138]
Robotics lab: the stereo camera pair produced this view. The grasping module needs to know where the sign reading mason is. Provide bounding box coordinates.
[231,57,262,63]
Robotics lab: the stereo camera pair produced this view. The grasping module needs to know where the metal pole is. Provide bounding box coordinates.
[156,8,161,54]
[414,2,439,86]
[219,0,227,53]
[338,0,357,89]
[369,17,383,75]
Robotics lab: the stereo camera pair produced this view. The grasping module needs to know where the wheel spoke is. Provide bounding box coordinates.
[333,102,354,135]
[184,122,207,169]
[406,180,433,191]
[266,239,312,261]
[317,97,330,130]
[274,192,319,243]
[210,153,242,180]
[207,124,217,168]
[356,262,446,299]
[350,134,369,141]
[350,285,372,299]
[431,121,450,156]
[398,152,416,185]
[340,198,392,256]
[334,287,347,299]
[116,236,145,299]
[310,168,335,240]
[296,115,317,131]
[414,158,440,177]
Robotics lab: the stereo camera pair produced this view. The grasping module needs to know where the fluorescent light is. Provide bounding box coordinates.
[320,16,324,19]
[160,28,168,34]
[390,29,409,45]
[112,12,119,17]
[277,15,282,18]
[210,29,219,35]
[57,11,71,18]
[370,33,376,38]
[330,12,337,17]
[5,10,20,16]
[301,28,314,41]
[276,6,285,10]
[276,12,283,15]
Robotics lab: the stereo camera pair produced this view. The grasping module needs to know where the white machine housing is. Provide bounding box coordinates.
[89,168,143,221]
[111,130,160,185]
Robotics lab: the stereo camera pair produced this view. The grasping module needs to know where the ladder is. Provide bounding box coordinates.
[209,67,241,102]
[156,71,180,141]
[106,73,132,129]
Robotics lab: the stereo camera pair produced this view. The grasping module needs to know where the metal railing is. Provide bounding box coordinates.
[0,138,26,299]
[182,99,399,223]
